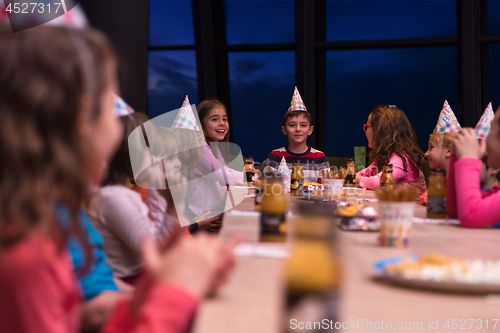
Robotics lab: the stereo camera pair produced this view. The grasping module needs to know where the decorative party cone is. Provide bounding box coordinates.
[287,86,307,112]
[433,100,462,134]
[277,157,290,189]
[113,94,134,118]
[172,95,201,131]
[475,103,495,139]
[277,157,289,175]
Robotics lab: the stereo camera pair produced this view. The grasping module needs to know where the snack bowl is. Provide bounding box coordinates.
[302,192,325,201]
[333,202,380,231]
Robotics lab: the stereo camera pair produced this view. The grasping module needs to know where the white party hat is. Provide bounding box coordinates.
[287,86,307,113]
[433,100,462,134]
[475,102,495,139]
[172,95,200,131]
[113,94,134,118]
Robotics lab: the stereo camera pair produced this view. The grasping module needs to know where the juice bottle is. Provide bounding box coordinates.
[244,156,255,186]
[254,173,264,212]
[290,161,304,196]
[427,169,447,219]
[344,159,356,187]
[284,203,339,332]
[379,164,394,191]
[260,175,287,242]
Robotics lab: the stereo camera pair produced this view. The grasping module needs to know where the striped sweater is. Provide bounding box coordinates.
[263,146,330,182]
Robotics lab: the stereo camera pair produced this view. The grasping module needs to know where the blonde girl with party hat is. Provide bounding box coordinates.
[418,100,461,206]
[447,103,500,227]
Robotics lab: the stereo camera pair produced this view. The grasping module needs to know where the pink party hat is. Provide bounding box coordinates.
[433,100,462,134]
[113,94,134,118]
[475,102,495,139]
[172,95,200,131]
[287,86,307,112]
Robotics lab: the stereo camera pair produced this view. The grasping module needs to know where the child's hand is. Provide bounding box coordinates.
[197,214,223,231]
[453,128,486,160]
[355,173,362,185]
[141,233,238,299]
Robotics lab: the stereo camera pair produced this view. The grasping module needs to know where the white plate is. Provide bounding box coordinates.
[373,256,500,294]
[343,187,366,195]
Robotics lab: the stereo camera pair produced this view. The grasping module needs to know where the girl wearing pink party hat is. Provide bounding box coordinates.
[418,100,461,206]
[447,103,500,227]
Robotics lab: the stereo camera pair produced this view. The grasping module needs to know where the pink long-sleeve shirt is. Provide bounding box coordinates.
[447,153,500,227]
[0,230,198,333]
[356,154,427,197]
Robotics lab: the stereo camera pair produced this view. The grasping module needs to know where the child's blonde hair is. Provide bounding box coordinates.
[429,132,459,149]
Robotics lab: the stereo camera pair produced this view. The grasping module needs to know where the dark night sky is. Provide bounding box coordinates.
[148,0,500,163]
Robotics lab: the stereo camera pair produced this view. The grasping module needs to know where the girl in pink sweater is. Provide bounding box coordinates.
[355,105,427,196]
[0,26,235,333]
[447,106,500,227]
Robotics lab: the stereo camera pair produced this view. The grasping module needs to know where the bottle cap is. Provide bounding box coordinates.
[430,169,446,175]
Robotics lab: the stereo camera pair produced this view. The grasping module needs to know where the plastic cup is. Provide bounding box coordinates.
[378,202,415,248]
[323,179,344,201]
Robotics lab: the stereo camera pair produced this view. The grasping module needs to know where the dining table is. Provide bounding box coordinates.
[192,188,500,333]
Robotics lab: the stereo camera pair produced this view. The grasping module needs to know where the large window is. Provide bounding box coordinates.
[148,51,198,118]
[326,0,457,41]
[326,47,458,156]
[489,45,500,110]
[148,0,196,118]
[229,51,295,162]
[148,0,500,159]
[149,0,194,46]
[487,1,500,109]
[225,0,295,44]
[488,0,499,35]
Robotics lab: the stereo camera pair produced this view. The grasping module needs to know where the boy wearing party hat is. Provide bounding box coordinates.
[263,87,330,183]
[419,100,462,206]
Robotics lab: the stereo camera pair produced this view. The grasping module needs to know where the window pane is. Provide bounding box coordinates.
[326,47,459,157]
[488,0,500,35]
[229,51,295,162]
[149,0,194,46]
[147,51,198,119]
[489,44,500,111]
[327,0,457,42]
[225,0,294,44]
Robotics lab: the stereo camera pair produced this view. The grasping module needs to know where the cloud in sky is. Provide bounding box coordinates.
[148,52,196,95]
[147,51,198,118]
